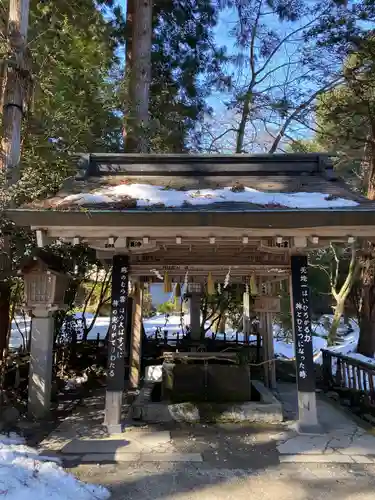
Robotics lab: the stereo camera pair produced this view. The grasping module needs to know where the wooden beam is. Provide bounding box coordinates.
[16,208,375,232]
[292,236,307,248]
[41,224,375,240]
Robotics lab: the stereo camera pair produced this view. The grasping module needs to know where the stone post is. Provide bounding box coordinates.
[28,308,55,419]
[129,282,143,390]
[290,254,321,434]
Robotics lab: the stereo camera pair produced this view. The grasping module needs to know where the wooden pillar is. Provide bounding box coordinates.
[290,255,321,434]
[104,254,129,434]
[129,282,143,390]
[189,292,201,341]
[260,312,269,387]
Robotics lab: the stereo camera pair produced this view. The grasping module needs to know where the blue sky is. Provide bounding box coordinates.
[109,1,320,151]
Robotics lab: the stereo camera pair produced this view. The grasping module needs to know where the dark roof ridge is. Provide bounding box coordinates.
[71,152,334,179]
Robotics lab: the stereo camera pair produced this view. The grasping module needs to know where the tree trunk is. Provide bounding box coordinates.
[0,0,30,371]
[366,142,375,200]
[123,0,134,145]
[126,0,153,153]
[0,283,11,362]
[218,314,226,334]
[125,0,134,75]
[0,0,31,183]
[328,243,360,346]
[328,300,345,346]
[357,300,375,358]
[236,95,252,153]
[357,250,375,357]
[357,141,375,357]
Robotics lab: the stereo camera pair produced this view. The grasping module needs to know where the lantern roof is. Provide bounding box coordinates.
[20,249,65,275]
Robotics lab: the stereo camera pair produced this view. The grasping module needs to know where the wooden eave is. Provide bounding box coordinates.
[6,206,375,231]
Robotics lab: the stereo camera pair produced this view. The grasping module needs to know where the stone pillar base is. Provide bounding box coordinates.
[296,391,323,435]
[104,390,123,434]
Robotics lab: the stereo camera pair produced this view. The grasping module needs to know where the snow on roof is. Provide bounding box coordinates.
[57,183,358,209]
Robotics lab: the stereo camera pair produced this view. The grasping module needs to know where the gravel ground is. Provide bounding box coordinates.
[68,423,375,499]
[71,460,375,500]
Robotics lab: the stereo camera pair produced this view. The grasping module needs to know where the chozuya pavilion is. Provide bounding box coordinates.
[6,153,375,434]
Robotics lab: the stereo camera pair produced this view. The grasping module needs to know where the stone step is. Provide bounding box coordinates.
[280,454,375,464]
[62,452,203,464]
[55,431,172,455]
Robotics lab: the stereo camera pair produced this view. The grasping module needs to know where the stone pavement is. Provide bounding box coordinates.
[38,382,375,469]
[38,391,203,465]
[274,383,375,464]
[39,383,375,498]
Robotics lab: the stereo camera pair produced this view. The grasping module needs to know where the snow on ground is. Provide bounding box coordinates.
[348,352,375,367]
[10,311,361,364]
[9,313,109,349]
[0,433,109,500]
[57,183,359,209]
[9,310,375,395]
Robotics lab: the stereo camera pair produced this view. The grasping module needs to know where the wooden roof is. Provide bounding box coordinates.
[19,153,367,210]
[7,154,375,234]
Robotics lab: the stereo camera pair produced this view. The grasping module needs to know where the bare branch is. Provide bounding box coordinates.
[254,10,328,78]
[268,77,343,153]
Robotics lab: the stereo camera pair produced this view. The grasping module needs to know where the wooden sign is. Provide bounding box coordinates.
[107,255,129,392]
[254,296,281,313]
[290,255,315,393]
[131,252,289,267]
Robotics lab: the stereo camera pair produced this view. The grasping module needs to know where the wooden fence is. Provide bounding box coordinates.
[322,349,375,412]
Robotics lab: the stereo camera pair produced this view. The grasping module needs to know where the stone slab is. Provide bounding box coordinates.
[129,430,171,446]
[339,445,375,456]
[352,455,375,464]
[141,452,203,463]
[277,429,375,457]
[280,454,355,464]
[62,439,132,454]
[80,452,141,463]
[61,431,172,455]
[64,451,203,464]
[39,436,72,452]
[277,435,329,455]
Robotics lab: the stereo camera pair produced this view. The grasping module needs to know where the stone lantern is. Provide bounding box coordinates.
[21,254,70,310]
[20,250,71,419]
